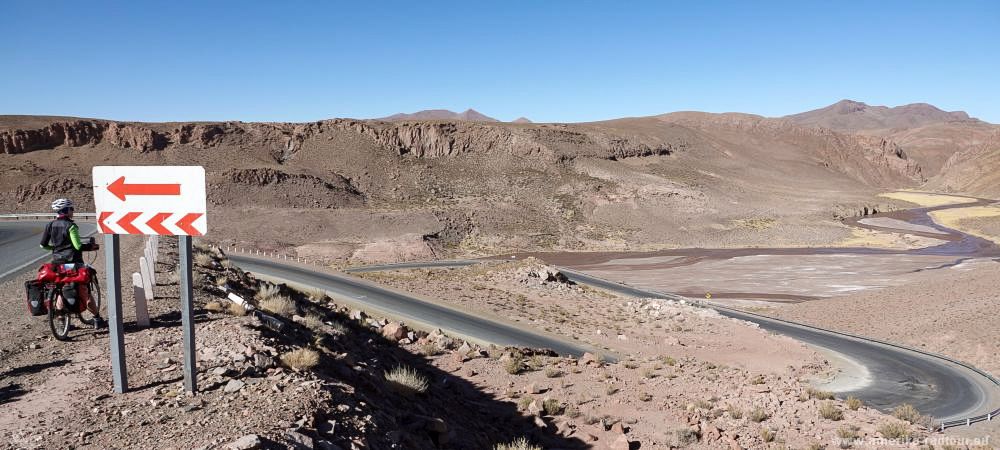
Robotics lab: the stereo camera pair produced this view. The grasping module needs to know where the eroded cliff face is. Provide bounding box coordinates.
[0,117,682,163]
[325,119,680,160]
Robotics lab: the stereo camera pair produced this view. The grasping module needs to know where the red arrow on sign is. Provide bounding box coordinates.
[117,212,143,234]
[108,176,181,201]
[175,213,203,236]
[98,211,114,234]
[145,212,173,235]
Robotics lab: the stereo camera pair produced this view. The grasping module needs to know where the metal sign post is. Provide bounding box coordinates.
[104,234,127,393]
[93,165,207,394]
[178,236,197,392]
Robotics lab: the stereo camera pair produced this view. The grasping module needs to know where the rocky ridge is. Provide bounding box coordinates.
[0,118,681,163]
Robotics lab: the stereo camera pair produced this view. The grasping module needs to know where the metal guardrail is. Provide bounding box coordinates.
[0,213,97,221]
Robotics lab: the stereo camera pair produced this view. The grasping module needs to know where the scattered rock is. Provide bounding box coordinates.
[609,434,632,450]
[226,434,262,450]
[381,322,407,341]
[580,352,601,366]
[526,383,547,394]
[224,379,245,393]
[285,430,314,450]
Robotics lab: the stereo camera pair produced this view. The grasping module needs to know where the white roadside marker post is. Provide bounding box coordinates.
[140,255,155,301]
[132,273,148,327]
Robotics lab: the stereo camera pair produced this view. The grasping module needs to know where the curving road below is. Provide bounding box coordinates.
[345,260,1000,423]
[230,255,591,357]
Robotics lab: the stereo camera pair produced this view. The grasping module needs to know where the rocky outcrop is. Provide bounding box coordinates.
[2,117,679,163]
[211,168,364,209]
[326,119,680,161]
[0,120,170,153]
[10,177,91,205]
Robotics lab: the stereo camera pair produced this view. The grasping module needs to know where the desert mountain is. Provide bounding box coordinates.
[784,99,978,132]
[927,128,1000,197]
[512,117,533,124]
[378,108,498,122]
[0,111,925,263]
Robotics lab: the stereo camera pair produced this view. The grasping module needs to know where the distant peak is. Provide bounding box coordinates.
[831,99,869,113]
[785,99,976,131]
[378,108,498,122]
[512,117,533,124]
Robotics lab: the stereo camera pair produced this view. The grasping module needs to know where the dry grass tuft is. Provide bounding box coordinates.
[517,396,533,411]
[760,428,775,443]
[727,404,743,419]
[227,302,248,316]
[385,365,429,396]
[420,342,442,356]
[280,348,319,371]
[255,283,281,302]
[819,402,843,421]
[214,276,230,287]
[204,301,225,312]
[504,355,524,375]
[749,407,769,423]
[846,396,863,411]
[891,403,934,428]
[301,314,325,330]
[675,428,699,445]
[544,368,563,378]
[837,425,860,441]
[327,319,347,334]
[305,288,327,302]
[807,387,835,400]
[493,437,541,450]
[261,296,296,317]
[194,252,215,268]
[877,421,912,440]
[542,398,562,416]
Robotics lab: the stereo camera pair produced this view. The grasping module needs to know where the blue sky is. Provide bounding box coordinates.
[3,1,998,123]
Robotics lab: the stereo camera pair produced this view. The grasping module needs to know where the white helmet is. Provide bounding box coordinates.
[51,198,74,212]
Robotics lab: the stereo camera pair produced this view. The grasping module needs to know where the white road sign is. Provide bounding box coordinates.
[93,166,207,236]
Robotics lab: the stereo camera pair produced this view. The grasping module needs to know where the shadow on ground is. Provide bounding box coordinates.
[249,282,589,449]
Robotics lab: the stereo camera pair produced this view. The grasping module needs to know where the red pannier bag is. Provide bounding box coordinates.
[37,263,60,282]
[25,280,46,316]
[56,266,92,313]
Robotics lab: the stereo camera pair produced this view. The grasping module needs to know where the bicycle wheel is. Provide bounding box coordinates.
[79,277,102,326]
[49,293,71,341]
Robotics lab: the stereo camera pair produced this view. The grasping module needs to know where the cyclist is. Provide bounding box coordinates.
[39,198,106,328]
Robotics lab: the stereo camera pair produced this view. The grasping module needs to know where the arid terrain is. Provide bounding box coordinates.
[3,100,1000,449]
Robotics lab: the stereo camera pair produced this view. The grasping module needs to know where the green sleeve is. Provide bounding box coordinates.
[69,224,82,250]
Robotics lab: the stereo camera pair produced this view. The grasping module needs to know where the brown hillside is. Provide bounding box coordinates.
[0,114,923,263]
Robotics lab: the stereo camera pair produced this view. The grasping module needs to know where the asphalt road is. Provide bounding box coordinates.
[230,255,590,357]
[346,260,1000,422]
[0,221,98,284]
[557,268,998,422]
